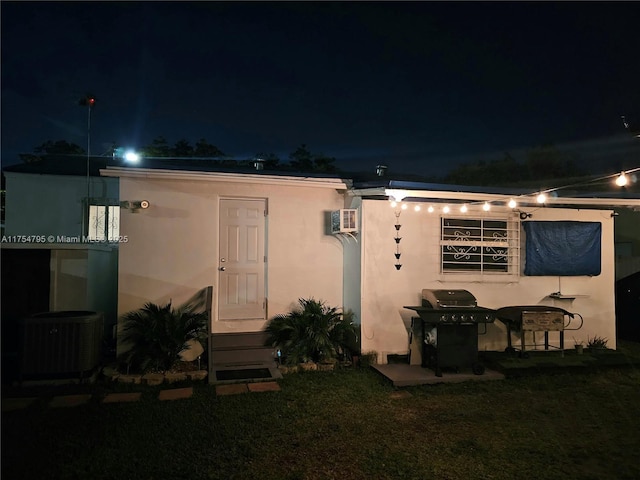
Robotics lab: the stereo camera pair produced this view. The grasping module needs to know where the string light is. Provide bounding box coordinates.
[616,172,628,187]
[383,166,638,213]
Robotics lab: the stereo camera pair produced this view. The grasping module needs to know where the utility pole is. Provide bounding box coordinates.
[79,94,96,238]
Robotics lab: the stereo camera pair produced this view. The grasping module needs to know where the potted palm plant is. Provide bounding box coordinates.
[264,298,359,369]
[118,300,208,374]
[587,335,608,354]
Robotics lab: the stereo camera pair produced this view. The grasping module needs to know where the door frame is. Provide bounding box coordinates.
[212,196,268,333]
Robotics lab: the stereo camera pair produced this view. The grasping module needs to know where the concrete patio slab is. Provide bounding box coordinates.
[2,397,38,412]
[247,381,281,392]
[102,392,142,404]
[216,383,249,396]
[49,394,93,408]
[372,364,505,387]
[158,387,193,401]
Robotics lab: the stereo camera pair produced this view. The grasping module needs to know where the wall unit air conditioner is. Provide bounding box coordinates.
[331,209,358,234]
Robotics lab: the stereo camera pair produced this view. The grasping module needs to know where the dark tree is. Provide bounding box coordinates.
[35,140,85,155]
[194,138,225,157]
[444,145,585,187]
[289,144,315,172]
[525,144,580,180]
[143,136,172,157]
[172,139,194,157]
[20,140,86,163]
[313,154,337,173]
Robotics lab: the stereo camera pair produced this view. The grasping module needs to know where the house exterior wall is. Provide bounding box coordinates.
[2,172,119,338]
[357,199,617,363]
[116,174,345,341]
[613,208,640,280]
[3,172,118,238]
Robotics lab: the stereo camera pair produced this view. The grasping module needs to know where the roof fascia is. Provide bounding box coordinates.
[101,167,352,189]
[350,187,640,209]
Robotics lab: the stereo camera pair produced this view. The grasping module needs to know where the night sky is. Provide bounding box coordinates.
[2,1,639,176]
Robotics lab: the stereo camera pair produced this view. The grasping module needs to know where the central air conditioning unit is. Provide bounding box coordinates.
[331,209,358,234]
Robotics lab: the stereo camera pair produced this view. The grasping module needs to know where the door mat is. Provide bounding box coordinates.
[215,368,272,381]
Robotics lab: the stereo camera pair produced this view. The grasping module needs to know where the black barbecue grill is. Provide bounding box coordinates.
[494,305,584,357]
[404,289,496,377]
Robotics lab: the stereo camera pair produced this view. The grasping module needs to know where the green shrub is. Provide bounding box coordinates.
[587,335,608,349]
[118,301,208,373]
[264,298,359,365]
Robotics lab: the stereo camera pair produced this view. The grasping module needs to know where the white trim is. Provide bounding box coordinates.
[351,187,640,209]
[100,167,351,189]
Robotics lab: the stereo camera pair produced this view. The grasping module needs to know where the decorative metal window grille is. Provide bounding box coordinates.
[441,217,519,274]
[88,205,119,241]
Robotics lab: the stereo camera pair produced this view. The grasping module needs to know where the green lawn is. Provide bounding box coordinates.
[3,347,640,480]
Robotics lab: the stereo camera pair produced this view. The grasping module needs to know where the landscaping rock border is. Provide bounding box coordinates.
[107,370,208,385]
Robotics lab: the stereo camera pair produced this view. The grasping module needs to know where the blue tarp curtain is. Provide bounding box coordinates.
[523,221,601,276]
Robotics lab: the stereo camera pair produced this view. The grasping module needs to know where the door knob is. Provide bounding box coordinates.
[219,266,226,271]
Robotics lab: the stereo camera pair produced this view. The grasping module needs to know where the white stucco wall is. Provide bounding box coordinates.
[357,199,617,363]
[116,172,346,337]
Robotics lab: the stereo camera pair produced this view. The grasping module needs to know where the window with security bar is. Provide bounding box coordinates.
[441,217,520,274]
[88,204,120,241]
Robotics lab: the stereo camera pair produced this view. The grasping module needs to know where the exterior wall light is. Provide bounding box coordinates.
[124,150,140,163]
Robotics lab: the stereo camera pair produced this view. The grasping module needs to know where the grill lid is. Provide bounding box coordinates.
[422,289,477,308]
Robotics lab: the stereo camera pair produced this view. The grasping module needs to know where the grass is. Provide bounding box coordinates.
[2,343,640,480]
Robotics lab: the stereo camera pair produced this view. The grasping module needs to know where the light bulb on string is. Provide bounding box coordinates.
[460,204,468,213]
[536,193,547,204]
[616,172,628,187]
[508,198,517,209]
[482,202,491,211]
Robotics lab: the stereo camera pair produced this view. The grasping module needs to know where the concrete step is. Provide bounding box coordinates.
[210,331,275,365]
[209,332,281,384]
[211,331,270,350]
[210,347,275,366]
[209,332,282,384]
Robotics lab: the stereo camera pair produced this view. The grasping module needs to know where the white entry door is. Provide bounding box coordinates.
[218,198,266,321]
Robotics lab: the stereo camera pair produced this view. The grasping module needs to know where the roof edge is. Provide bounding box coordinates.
[101,166,352,189]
